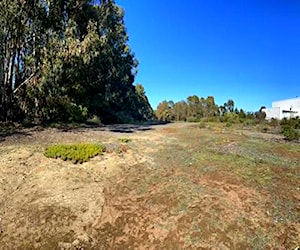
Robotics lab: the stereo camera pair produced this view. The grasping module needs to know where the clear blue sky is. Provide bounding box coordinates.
[116,0,300,112]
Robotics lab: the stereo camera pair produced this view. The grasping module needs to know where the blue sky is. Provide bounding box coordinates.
[116,0,300,112]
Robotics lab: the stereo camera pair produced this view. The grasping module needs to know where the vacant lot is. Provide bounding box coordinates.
[0,122,299,249]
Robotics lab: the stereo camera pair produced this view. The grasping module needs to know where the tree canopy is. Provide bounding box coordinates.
[0,0,153,124]
[155,95,250,122]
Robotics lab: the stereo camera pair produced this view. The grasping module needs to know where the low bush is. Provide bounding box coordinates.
[198,121,206,129]
[85,115,101,126]
[201,116,221,123]
[44,143,105,163]
[222,112,241,124]
[269,118,280,127]
[187,117,200,123]
[280,117,300,129]
[280,117,300,141]
[281,126,299,141]
[242,118,256,126]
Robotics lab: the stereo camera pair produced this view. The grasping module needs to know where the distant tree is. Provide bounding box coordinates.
[238,109,246,119]
[173,101,188,121]
[187,95,201,120]
[155,101,173,122]
[205,96,218,117]
[227,99,235,113]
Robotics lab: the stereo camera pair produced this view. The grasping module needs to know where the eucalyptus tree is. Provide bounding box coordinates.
[0,0,152,123]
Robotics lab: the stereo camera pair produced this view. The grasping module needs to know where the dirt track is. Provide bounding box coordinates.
[0,123,299,249]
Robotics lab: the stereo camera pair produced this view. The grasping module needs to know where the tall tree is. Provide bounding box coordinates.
[187,95,201,120]
[0,0,152,124]
[156,101,173,122]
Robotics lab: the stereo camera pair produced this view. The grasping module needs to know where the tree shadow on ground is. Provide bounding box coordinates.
[104,124,153,133]
[0,121,169,142]
[53,121,168,134]
[0,124,33,142]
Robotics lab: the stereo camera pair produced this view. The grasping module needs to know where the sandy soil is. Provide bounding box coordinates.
[0,123,171,249]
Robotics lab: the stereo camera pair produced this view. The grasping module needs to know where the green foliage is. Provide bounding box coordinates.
[86,115,101,126]
[280,117,300,141]
[255,107,267,122]
[280,117,300,129]
[186,117,199,122]
[198,121,206,128]
[269,118,280,127]
[281,126,299,141]
[155,101,173,122]
[155,96,220,122]
[222,112,241,124]
[119,137,132,143]
[44,143,105,164]
[0,0,153,124]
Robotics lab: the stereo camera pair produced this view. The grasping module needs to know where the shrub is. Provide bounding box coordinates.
[280,117,300,141]
[269,118,280,127]
[198,121,206,129]
[281,126,300,141]
[86,115,101,126]
[280,117,300,129]
[187,117,200,122]
[44,143,105,163]
[201,116,220,123]
[243,118,256,126]
[225,122,232,127]
[223,112,241,124]
[255,111,266,122]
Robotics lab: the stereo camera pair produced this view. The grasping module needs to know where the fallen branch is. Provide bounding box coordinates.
[13,73,35,94]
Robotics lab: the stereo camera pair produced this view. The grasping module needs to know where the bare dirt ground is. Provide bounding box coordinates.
[0,122,299,249]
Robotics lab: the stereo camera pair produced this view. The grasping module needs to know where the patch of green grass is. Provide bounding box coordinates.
[118,137,132,143]
[44,143,105,164]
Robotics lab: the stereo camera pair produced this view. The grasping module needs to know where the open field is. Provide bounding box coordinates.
[0,122,299,249]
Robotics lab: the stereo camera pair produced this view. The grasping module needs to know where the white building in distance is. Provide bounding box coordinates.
[263,97,300,120]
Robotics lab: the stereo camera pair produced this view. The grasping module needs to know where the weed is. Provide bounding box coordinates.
[44,143,105,163]
[118,137,132,143]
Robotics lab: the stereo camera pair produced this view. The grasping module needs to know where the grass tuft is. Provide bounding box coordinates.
[118,137,132,143]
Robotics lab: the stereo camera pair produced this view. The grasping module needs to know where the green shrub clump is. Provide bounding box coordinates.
[280,117,300,141]
[281,126,299,141]
[220,112,241,124]
[44,143,105,163]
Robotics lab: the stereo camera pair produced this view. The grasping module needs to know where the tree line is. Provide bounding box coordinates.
[0,0,153,124]
[155,95,265,122]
